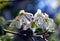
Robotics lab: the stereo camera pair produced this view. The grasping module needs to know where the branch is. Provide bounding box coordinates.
[3,29,42,37]
[3,29,48,41]
[3,29,19,35]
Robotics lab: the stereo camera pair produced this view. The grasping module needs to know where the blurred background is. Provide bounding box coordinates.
[0,0,60,20]
[0,0,60,41]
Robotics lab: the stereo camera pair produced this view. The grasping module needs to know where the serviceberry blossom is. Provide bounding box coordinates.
[34,9,55,32]
[9,9,55,32]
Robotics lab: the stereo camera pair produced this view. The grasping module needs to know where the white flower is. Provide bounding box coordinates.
[14,9,55,32]
[43,17,55,31]
[34,9,45,28]
[16,10,34,29]
[15,10,29,29]
[34,12,55,31]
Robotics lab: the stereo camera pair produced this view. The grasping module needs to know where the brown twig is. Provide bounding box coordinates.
[3,29,48,41]
[3,29,42,37]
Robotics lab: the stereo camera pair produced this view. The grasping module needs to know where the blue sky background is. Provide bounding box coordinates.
[0,0,60,20]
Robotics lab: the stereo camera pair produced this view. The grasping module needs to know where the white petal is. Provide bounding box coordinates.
[34,9,43,18]
[25,12,34,21]
[44,13,49,17]
[32,27,36,32]
[19,10,25,14]
[16,21,21,29]
[42,21,50,29]
[23,22,31,30]
[37,9,42,13]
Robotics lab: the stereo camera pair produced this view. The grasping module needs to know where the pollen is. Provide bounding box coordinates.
[44,17,49,22]
[30,20,35,25]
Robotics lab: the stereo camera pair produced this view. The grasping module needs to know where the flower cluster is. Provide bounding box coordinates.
[10,9,55,33]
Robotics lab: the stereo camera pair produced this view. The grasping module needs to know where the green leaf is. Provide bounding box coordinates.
[35,28,44,35]
[0,0,10,9]
[49,34,55,41]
